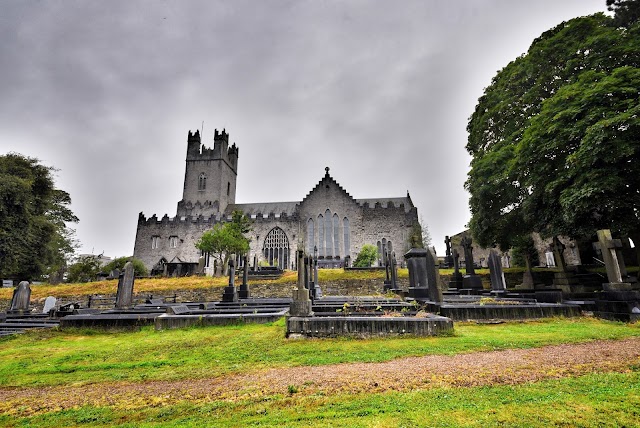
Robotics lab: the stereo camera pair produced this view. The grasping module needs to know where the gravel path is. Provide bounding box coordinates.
[1,337,639,416]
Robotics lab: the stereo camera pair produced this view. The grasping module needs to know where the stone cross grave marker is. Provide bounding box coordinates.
[596,229,628,284]
[290,249,313,316]
[461,236,476,275]
[551,236,568,272]
[222,259,239,302]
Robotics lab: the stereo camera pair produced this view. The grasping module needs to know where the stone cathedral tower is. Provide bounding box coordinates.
[176,129,239,218]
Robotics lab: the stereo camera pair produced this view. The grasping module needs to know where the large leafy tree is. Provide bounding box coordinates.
[195,210,251,275]
[466,8,640,258]
[0,153,78,281]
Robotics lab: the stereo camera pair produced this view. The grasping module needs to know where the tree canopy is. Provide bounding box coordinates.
[466,8,640,250]
[0,153,78,281]
[195,210,251,274]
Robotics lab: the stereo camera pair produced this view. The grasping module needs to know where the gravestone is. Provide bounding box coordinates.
[310,255,322,299]
[290,249,313,316]
[239,255,250,299]
[43,296,57,314]
[593,229,640,321]
[545,251,555,267]
[383,250,392,291]
[448,249,464,290]
[10,281,31,313]
[115,262,135,309]
[427,248,443,303]
[596,229,631,286]
[2,279,13,288]
[222,259,239,302]
[405,248,431,300]
[460,236,483,291]
[197,256,206,275]
[443,236,453,268]
[551,236,580,292]
[109,268,120,280]
[488,250,507,293]
[390,251,399,292]
[344,255,351,268]
[501,253,511,268]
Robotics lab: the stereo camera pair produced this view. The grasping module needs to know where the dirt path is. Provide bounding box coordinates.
[2,337,639,416]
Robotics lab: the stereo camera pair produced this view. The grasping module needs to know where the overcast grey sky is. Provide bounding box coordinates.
[0,0,608,258]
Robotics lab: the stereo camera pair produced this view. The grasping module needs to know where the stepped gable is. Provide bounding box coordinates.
[224,201,298,218]
[299,167,359,207]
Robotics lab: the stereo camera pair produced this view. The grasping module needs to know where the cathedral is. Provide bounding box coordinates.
[133,129,420,275]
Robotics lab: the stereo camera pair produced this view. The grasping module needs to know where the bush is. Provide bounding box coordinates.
[353,244,378,267]
[102,256,148,277]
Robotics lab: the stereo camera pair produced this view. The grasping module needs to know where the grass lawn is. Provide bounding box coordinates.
[0,317,639,426]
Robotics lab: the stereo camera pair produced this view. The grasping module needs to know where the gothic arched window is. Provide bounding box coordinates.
[307,218,315,255]
[333,213,340,258]
[325,209,332,258]
[198,173,207,190]
[343,217,350,256]
[262,227,290,270]
[317,214,324,257]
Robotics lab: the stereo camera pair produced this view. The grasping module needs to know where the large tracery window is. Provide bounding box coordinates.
[263,227,290,270]
[325,209,332,258]
[317,214,324,257]
[198,173,207,190]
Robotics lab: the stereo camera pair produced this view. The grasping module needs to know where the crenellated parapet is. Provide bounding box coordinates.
[136,212,218,226]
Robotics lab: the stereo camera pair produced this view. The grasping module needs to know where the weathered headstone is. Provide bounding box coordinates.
[427,248,443,302]
[290,249,313,316]
[239,255,250,299]
[501,253,511,268]
[460,237,483,290]
[222,259,239,302]
[448,249,464,290]
[2,279,13,288]
[551,236,567,272]
[109,268,120,280]
[115,262,135,309]
[197,256,206,275]
[383,250,392,291]
[10,281,31,313]
[43,296,57,314]
[488,250,507,293]
[551,236,580,292]
[405,248,430,299]
[390,251,398,292]
[545,251,556,267]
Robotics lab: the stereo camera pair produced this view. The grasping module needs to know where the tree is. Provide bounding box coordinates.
[102,256,148,277]
[195,210,251,275]
[607,0,640,27]
[0,153,78,281]
[353,244,378,267]
[466,11,640,257]
[419,215,432,248]
[66,255,102,283]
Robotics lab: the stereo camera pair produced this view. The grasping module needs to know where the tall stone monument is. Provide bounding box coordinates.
[405,248,441,302]
[239,255,250,299]
[115,262,135,309]
[447,249,464,290]
[222,259,239,302]
[461,236,483,291]
[290,249,313,316]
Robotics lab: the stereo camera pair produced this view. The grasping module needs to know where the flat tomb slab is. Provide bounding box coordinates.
[431,303,581,321]
[59,313,159,329]
[155,309,289,330]
[286,315,453,338]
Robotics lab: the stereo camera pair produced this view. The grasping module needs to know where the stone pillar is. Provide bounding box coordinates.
[383,250,392,291]
[115,262,135,309]
[239,255,250,299]
[197,256,205,275]
[9,281,31,313]
[390,251,399,291]
[290,249,313,316]
[222,259,239,302]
